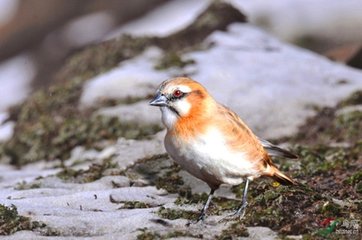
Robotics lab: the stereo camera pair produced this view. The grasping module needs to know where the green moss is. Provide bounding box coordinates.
[3,110,161,166]
[137,228,160,240]
[175,190,240,217]
[136,228,202,240]
[154,165,184,194]
[217,222,249,239]
[157,206,198,221]
[175,191,208,206]
[319,201,341,217]
[334,110,362,141]
[57,157,118,183]
[15,181,41,190]
[337,90,362,107]
[292,145,350,176]
[0,204,45,235]
[119,201,151,209]
[345,170,362,185]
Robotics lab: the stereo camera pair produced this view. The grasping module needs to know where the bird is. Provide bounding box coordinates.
[149,77,297,223]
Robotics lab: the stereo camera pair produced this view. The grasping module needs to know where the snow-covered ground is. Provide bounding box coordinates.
[84,24,362,139]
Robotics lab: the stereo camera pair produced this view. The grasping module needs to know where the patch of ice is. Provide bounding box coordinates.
[106,0,210,39]
[228,0,362,43]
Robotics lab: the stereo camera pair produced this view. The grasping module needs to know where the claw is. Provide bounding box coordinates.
[186,213,205,226]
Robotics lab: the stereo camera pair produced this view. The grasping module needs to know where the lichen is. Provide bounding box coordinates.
[216,222,249,239]
[3,106,161,166]
[0,204,45,235]
[57,157,118,183]
[136,228,203,240]
[337,90,362,107]
[157,206,198,221]
[154,166,184,194]
[136,228,160,240]
[15,180,41,190]
[119,201,151,209]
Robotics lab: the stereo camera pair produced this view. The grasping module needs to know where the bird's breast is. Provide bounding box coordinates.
[165,127,260,186]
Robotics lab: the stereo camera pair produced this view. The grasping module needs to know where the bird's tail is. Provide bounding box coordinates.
[264,163,295,185]
[272,169,295,185]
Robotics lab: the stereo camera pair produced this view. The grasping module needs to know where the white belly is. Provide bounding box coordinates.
[165,127,259,186]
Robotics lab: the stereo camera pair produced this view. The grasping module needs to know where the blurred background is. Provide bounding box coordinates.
[0,0,362,115]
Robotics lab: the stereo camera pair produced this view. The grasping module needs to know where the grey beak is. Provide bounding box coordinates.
[149,93,168,107]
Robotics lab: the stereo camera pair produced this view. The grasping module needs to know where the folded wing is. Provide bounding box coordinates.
[258,138,298,159]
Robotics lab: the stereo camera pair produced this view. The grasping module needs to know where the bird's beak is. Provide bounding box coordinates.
[149,93,168,107]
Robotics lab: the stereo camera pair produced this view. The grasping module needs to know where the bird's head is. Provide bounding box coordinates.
[149,77,213,129]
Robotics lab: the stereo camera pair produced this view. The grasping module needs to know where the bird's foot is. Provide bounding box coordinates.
[186,212,205,226]
[219,202,248,223]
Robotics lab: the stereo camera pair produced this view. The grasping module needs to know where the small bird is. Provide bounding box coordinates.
[149,77,297,222]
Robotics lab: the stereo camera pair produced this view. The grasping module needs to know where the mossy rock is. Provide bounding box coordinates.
[217,222,249,239]
[1,1,246,167]
[0,204,45,235]
[157,206,198,221]
[57,157,119,183]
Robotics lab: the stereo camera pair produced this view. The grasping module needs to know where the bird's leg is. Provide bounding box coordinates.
[219,179,250,222]
[187,188,215,225]
[234,178,250,218]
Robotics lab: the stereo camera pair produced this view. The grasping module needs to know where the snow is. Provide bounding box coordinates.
[228,0,362,43]
[0,54,36,112]
[97,100,161,126]
[83,24,362,139]
[106,0,210,39]
[0,55,35,141]
[0,112,14,142]
[80,47,169,107]
[184,24,362,138]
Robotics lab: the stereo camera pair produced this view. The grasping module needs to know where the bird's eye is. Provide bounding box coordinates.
[173,89,183,98]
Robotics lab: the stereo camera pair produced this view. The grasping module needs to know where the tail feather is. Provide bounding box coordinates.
[272,170,295,186]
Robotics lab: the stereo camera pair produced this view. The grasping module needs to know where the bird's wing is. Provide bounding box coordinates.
[258,138,298,159]
[216,105,266,159]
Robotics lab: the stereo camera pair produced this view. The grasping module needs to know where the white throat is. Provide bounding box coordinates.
[160,107,178,129]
